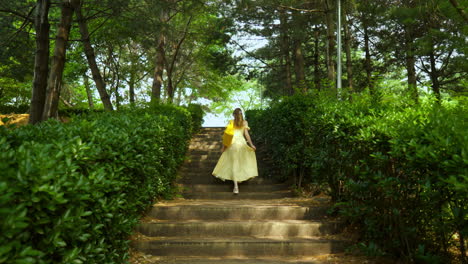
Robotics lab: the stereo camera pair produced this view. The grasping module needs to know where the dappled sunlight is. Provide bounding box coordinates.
[0,114,29,127]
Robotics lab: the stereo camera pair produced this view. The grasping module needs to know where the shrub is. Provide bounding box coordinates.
[0,104,30,114]
[186,103,204,133]
[0,105,193,263]
[58,108,105,117]
[247,94,468,262]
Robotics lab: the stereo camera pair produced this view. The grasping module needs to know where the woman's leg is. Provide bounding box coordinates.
[233,180,239,194]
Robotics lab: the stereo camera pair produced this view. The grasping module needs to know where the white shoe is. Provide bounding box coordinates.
[233,186,239,194]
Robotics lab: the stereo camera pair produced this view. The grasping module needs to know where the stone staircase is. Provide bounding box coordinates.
[132,127,350,264]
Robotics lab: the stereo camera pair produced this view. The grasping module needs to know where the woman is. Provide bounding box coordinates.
[212,108,258,194]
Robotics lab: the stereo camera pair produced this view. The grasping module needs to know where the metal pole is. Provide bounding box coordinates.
[336,0,342,98]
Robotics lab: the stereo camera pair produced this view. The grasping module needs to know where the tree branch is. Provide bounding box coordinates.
[439,49,454,75]
[449,0,468,23]
[418,57,431,73]
[0,8,34,23]
[168,16,193,76]
[0,6,35,45]
[230,38,275,68]
[278,5,323,13]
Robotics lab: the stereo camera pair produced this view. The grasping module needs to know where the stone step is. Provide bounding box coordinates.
[196,131,223,135]
[182,190,294,200]
[179,183,289,192]
[182,171,218,178]
[180,175,283,185]
[196,128,223,132]
[189,150,222,156]
[133,237,348,257]
[190,138,222,142]
[148,204,330,221]
[189,144,223,151]
[179,176,224,184]
[145,257,325,264]
[136,220,343,238]
[184,158,221,166]
[181,161,218,168]
[180,166,215,173]
[182,174,271,184]
[190,140,222,146]
[200,127,225,130]
[179,162,216,170]
[191,135,223,140]
[193,135,223,140]
[187,154,222,162]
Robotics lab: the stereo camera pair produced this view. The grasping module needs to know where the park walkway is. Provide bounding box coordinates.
[130,128,353,264]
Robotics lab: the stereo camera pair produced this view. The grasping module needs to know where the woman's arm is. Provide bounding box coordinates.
[243,121,256,150]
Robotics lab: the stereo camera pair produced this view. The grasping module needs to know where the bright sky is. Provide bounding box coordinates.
[203,113,229,127]
[201,29,268,128]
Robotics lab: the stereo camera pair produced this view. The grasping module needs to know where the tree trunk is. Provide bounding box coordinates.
[74,2,113,111]
[151,5,169,104]
[459,228,467,264]
[129,72,135,105]
[279,8,293,95]
[429,47,441,101]
[83,74,94,109]
[167,75,175,103]
[313,27,321,91]
[151,34,165,104]
[42,0,75,120]
[404,25,418,103]
[293,39,307,93]
[176,87,183,106]
[111,49,121,110]
[343,13,353,91]
[324,0,336,91]
[363,18,373,95]
[114,77,121,110]
[29,0,50,124]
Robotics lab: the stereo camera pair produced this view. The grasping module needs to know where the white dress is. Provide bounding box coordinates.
[212,125,258,182]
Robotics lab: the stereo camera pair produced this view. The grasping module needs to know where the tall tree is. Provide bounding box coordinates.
[151,33,166,103]
[279,7,293,95]
[150,1,170,104]
[42,0,76,120]
[291,10,307,93]
[74,0,113,111]
[343,4,354,92]
[416,0,466,101]
[312,26,322,91]
[362,14,373,94]
[29,0,50,124]
[324,0,336,91]
[166,16,192,103]
[83,74,94,109]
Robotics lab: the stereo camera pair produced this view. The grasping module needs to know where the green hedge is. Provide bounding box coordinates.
[186,104,204,134]
[0,104,30,114]
[0,104,195,263]
[246,94,468,262]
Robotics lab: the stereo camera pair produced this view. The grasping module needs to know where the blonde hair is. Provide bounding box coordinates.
[233,108,243,128]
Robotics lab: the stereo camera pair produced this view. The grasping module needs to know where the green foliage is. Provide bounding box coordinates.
[246,94,316,181]
[0,105,194,263]
[247,93,468,262]
[0,104,30,114]
[186,103,204,134]
[57,108,105,117]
